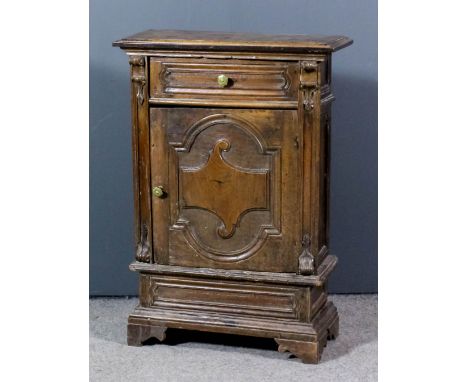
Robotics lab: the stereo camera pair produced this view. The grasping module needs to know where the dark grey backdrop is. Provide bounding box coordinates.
[90,0,377,295]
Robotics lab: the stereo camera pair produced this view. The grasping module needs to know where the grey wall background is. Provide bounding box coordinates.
[90,0,377,295]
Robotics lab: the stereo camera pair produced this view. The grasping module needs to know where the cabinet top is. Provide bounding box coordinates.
[113,29,352,53]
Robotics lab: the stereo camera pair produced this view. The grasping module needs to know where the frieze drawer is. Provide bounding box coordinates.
[149,58,299,107]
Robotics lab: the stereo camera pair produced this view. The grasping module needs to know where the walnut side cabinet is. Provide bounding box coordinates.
[113,30,352,363]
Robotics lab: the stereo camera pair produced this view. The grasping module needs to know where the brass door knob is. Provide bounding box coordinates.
[152,186,165,198]
[217,74,229,87]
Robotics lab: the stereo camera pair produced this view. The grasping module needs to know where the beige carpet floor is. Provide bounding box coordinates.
[90,295,377,382]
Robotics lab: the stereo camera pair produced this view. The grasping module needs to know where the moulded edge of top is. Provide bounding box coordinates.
[112,29,353,53]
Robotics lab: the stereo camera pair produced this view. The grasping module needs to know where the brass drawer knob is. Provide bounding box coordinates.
[152,186,165,198]
[217,74,229,87]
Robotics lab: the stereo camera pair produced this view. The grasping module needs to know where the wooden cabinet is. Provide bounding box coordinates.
[114,30,352,363]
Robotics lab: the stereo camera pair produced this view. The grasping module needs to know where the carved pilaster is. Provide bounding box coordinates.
[128,55,151,264]
[299,59,325,267]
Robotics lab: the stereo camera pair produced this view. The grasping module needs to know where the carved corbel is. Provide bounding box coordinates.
[129,55,146,105]
[298,233,315,275]
[300,61,319,111]
[129,56,145,67]
[132,76,146,105]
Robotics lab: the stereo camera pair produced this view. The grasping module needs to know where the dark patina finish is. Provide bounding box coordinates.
[114,29,352,363]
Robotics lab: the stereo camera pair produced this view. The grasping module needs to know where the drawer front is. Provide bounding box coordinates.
[141,275,310,321]
[149,58,299,106]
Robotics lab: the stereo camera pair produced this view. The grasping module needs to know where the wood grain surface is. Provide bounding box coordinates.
[115,29,352,363]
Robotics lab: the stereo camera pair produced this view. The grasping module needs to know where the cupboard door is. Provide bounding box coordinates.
[151,108,302,272]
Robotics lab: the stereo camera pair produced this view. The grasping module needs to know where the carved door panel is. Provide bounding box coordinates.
[150,107,302,272]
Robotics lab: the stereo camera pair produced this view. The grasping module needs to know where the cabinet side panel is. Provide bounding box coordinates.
[318,104,331,255]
